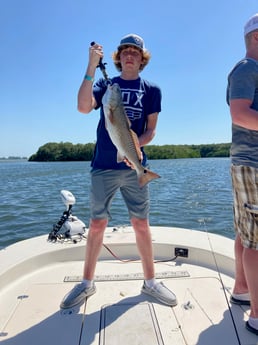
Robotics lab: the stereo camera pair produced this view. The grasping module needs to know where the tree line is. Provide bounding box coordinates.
[28,142,231,162]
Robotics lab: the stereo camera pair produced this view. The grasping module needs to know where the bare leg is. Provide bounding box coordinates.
[131,217,155,280]
[243,247,258,318]
[233,234,249,294]
[83,218,108,280]
[59,218,107,308]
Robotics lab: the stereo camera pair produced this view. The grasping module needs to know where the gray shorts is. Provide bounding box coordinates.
[231,164,258,249]
[90,169,150,220]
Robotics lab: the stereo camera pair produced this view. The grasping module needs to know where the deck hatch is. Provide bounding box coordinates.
[99,302,164,345]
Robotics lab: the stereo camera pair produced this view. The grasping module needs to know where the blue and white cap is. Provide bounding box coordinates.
[118,34,145,51]
[244,13,258,36]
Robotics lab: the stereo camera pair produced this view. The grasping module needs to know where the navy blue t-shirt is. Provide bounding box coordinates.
[91,76,162,170]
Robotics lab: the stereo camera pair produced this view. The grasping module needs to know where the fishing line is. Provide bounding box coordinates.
[201,218,242,345]
[101,240,178,264]
[83,229,179,264]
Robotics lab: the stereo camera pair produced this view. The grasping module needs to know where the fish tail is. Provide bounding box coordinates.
[138,169,160,188]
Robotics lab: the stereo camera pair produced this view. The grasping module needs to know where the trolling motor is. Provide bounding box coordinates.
[48,190,86,242]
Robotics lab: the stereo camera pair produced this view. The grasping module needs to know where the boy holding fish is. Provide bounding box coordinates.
[60,34,177,309]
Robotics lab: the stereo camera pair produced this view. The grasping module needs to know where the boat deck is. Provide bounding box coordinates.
[0,226,256,345]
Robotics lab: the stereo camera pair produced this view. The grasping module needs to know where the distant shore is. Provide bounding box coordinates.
[0,157,27,161]
[26,142,231,162]
[1,142,231,162]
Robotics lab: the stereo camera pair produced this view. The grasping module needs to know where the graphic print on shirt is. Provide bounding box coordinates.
[120,87,144,121]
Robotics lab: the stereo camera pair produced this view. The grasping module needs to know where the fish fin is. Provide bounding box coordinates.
[104,107,115,131]
[138,169,161,188]
[130,129,142,162]
[126,116,132,127]
[117,151,124,163]
[108,109,115,124]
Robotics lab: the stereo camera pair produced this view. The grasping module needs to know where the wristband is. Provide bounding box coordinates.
[84,74,94,82]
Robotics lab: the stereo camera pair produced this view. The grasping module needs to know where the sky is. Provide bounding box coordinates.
[1,0,257,158]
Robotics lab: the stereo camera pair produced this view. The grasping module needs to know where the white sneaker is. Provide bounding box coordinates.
[60,282,96,309]
[142,281,177,306]
[230,292,250,305]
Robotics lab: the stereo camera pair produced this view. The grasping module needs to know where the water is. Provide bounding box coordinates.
[0,158,234,249]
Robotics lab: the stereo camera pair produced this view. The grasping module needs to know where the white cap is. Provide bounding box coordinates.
[244,13,258,36]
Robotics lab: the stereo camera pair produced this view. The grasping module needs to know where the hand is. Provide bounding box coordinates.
[123,151,143,170]
[123,158,136,169]
[89,43,103,68]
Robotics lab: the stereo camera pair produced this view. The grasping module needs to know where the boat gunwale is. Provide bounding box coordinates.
[0,226,235,294]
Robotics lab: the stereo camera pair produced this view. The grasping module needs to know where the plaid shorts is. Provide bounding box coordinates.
[90,169,150,220]
[231,164,258,249]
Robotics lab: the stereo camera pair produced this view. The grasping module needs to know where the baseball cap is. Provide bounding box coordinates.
[244,13,258,36]
[118,34,145,51]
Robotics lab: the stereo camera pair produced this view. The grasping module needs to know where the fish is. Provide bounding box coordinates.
[102,83,160,188]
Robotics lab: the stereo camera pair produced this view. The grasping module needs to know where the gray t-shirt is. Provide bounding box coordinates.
[227,58,258,168]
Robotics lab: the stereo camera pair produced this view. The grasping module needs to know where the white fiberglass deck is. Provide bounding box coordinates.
[0,226,256,345]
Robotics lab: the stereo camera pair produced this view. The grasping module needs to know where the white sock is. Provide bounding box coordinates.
[145,278,157,288]
[232,292,250,300]
[249,317,258,330]
[82,279,93,288]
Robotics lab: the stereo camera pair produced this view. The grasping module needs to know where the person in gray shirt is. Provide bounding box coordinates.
[227,13,258,335]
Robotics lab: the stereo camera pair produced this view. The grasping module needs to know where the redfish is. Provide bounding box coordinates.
[102,83,160,187]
